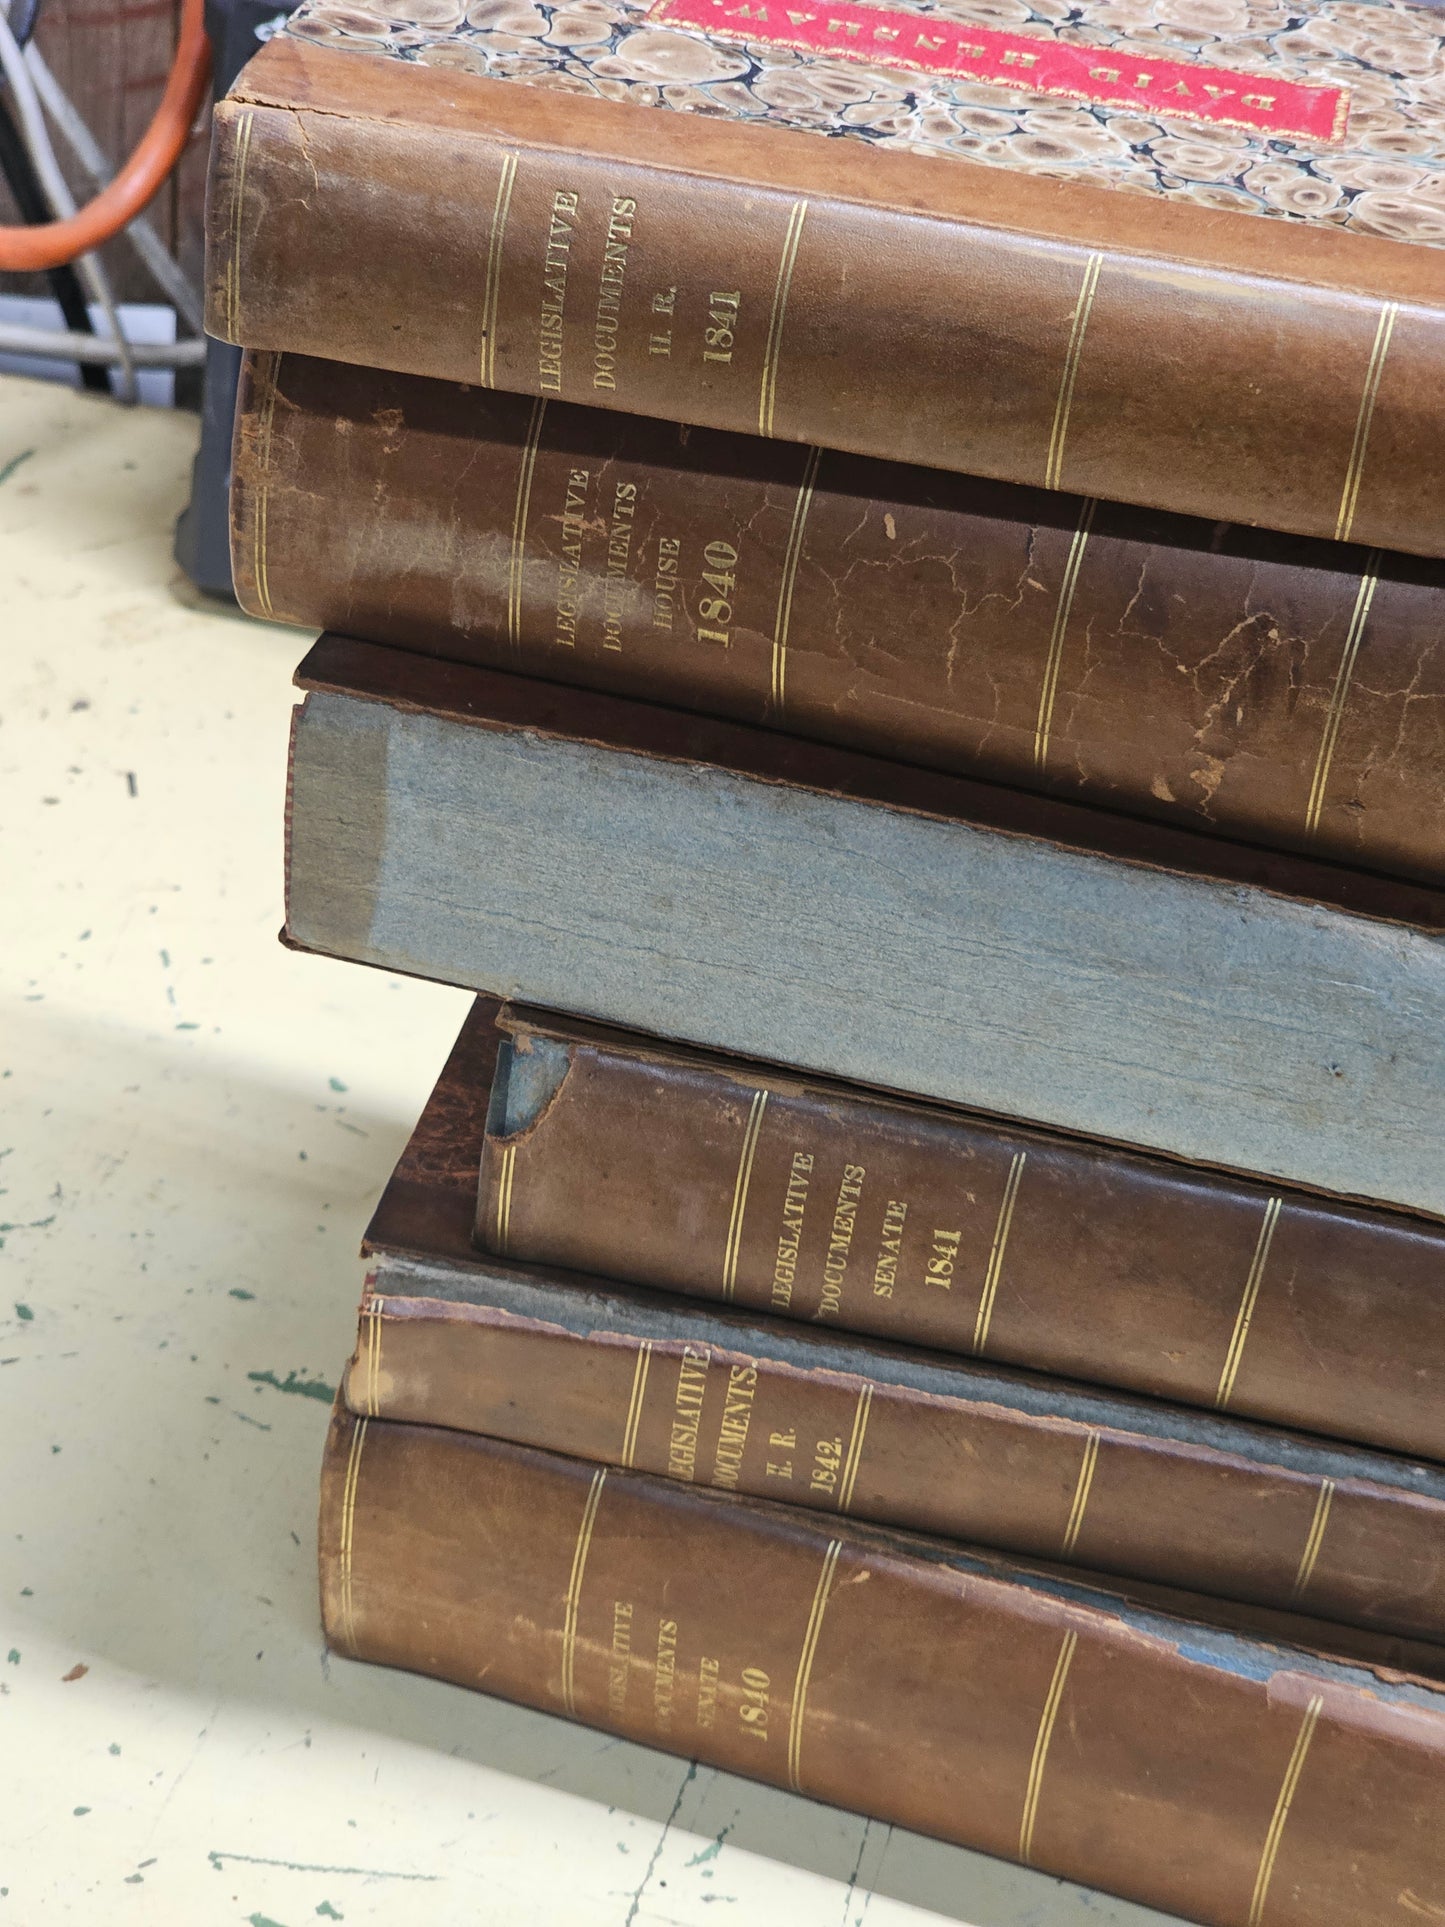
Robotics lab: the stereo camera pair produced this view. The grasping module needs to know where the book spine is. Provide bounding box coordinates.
[320,1411,1445,1927]
[206,82,1445,559]
[236,351,1445,888]
[346,1278,1445,1644]
[478,1021,1445,1463]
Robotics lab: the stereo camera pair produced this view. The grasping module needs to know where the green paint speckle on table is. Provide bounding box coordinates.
[73,1808,90,1817]
[328,1077,347,1092]
[247,1915,287,1927]
[229,1289,256,1301]
[246,1370,335,1403]
[0,449,35,488]
[7,1650,18,1665]
[14,1305,33,1321]
[316,1906,344,1920]
[108,1744,120,1755]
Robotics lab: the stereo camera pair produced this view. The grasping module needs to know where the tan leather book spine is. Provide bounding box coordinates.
[236,351,1445,887]
[478,1009,1445,1463]
[207,36,1445,559]
[344,1253,1445,1645]
[320,1412,1445,1926]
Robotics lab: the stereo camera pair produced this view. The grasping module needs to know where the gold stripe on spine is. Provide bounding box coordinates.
[480,152,519,390]
[972,1150,1027,1355]
[1304,558,1380,836]
[1291,1480,1335,1602]
[1248,1695,1325,1927]
[249,350,283,620]
[835,1385,873,1514]
[620,1340,653,1469]
[1033,496,1096,771]
[1216,1197,1283,1409]
[225,109,255,343]
[506,397,548,647]
[759,201,809,439]
[1334,304,1398,544]
[722,1091,769,1300]
[1060,1431,1100,1557]
[1044,253,1103,492]
[364,1295,385,1419]
[337,1414,369,1654]
[770,446,823,716]
[787,1537,843,1792]
[560,1467,608,1717]
[493,1142,517,1255]
[1019,1629,1078,1864]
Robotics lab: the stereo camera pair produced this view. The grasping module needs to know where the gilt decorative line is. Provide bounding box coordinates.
[973,1151,1027,1355]
[493,1143,517,1255]
[365,1295,385,1419]
[560,1467,608,1716]
[1019,1630,1078,1864]
[1034,496,1096,770]
[1045,253,1103,492]
[836,1384,873,1514]
[1248,1696,1325,1926]
[787,1538,843,1791]
[1291,1480,1335,1601]
[771,446,823,715]
[226,109,255,343]
[620,1340,653,1470]
[507,397,548,647]
[338,1415,369,1653]
[759,201,808,439]
[1305,558,1380,836]
[1216,1197,1283,1409]
[250,349,283,620]
[480,152,518,390]
[722,1091,769,1300]
[1334,304,1398,543]
[1060,1432,1100,1557]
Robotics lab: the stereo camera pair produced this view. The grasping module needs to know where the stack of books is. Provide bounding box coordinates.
[206,2,1445,1919]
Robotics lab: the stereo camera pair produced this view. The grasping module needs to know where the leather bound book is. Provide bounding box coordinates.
[236,352,1445,889]
[284,635,1445,1219]
[320,1410,1445,1927]
[351,1004,1445,1644]
[477,1006,1445,1464]
[206,0,1445,555]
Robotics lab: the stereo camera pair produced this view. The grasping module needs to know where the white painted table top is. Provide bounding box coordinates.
[0,372,1181,1927]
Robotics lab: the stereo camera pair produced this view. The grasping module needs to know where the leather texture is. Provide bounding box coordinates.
[345,1004,1445,1645]
[477,1005,1445,1463]
[236,351,1445,889]
[319,1410,1445,1927]
[206,34,1445,557]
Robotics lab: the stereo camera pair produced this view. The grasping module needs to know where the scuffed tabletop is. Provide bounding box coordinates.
[0,371,1179,1927]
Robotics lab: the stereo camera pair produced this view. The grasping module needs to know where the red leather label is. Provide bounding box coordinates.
[649,0,1351,144]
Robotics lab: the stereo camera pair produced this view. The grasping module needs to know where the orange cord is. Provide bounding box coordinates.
[0,0,211,270]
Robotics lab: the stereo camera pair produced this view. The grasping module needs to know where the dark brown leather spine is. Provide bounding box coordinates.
[347,1256,1445,1645]
[237,351,1445,887]
[478,1010,1445,1463]
[320,1412,1445,1927]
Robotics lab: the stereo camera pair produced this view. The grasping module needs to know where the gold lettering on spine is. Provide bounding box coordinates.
[1216,1197,1282,1409]
[1290,1480,1335,1602]
[507,398,548,647]
[1044,253,1102,492]
[787,1538,843,1791]
[1033,496,1096,770]
[1059,1431,1099,1557]
[1248,1696,1325,1926]
[363,1295,384,1419]
[835,1384,872,1514]
[225,109,255,343]
[620,1340,653,1469]
[1018,1629,1078,1865]
[561,1467,608,1716]
[770,446,823,715]
[493,1142,518,1254]
[759,201,808,439]
[248,349,283,620]
[1304,558,1380,836]
[1334,304,1398,543]
[972,1151,1027,1355]
[723,1091,769,1300]
[480,152,519,390]
[337,1415,369,1654]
